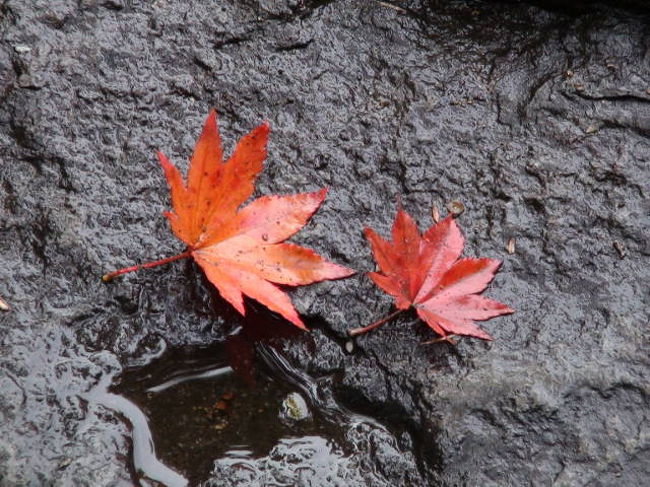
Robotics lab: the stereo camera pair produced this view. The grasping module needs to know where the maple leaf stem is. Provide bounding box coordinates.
[348,309,404,337]
[102,250,193,282]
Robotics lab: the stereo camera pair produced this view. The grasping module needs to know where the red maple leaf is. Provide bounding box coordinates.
[104,110,354,329]
[349,206,513,340]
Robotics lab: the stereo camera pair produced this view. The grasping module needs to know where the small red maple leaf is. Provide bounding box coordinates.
[104,110,354,329]
[349,206,513,341]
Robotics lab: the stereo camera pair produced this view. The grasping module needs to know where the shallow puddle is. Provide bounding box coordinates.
[109,338,342,486]
[84,313,423,487]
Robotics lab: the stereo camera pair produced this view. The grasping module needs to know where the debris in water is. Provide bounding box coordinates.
[506,238,516,255]
[280,392,310,422]
[0,296,9,311]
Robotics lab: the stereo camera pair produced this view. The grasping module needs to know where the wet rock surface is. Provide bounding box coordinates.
[1,0,649,485]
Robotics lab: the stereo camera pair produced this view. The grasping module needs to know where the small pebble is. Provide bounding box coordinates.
[345,340,354,353]
[446,200,465,216]
[506,238,516,255]
[13,45,31,54]
[280,392,310,422]
[0,296,9,311]
[585,125,598,134]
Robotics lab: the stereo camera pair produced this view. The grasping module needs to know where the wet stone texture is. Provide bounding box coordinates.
[1,0,649,485]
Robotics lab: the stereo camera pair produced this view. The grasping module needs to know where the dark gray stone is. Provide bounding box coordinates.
[1,0,648,485]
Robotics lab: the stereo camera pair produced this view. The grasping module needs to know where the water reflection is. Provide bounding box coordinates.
[89,306,418,486]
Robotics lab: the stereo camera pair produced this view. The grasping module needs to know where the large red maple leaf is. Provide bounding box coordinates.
[104,110,354,329]
[350,206,513,340]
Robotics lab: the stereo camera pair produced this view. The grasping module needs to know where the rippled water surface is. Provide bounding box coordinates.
[100,323,417,486]
[109,339,344,485]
